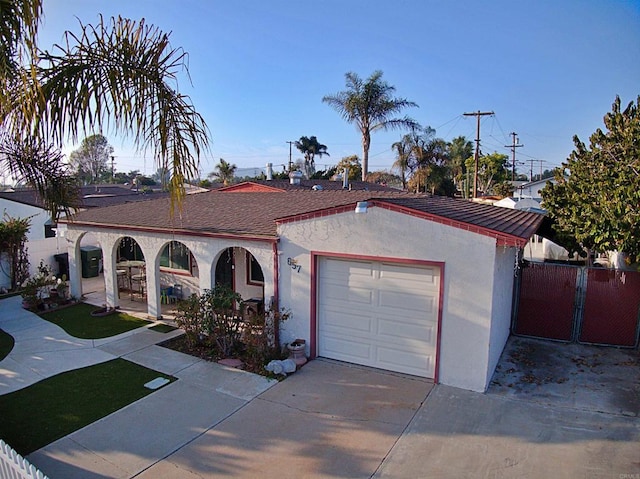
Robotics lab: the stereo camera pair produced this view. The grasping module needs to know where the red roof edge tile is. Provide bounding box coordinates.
[371,200,538,247]
[217,182,285,193]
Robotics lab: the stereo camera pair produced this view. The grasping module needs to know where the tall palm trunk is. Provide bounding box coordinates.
[361,130,370,181]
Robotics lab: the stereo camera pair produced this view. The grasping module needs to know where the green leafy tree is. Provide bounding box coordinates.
[208,158,237,186]
[448,136,474,197]
[0,214,31,290]
[367,170,402,188]
[294,136,330,179]
[541,96,640,264]
[68,134,114,185]
[334,155,362,181]
[1,4,209,215]
[323,70,419,180]
[465,152,509,196]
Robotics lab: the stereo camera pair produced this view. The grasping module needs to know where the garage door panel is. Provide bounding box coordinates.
[322,259,373,278]
[321,336,372,361]
[320,310,373,334]
[380,263,438,284]
[321,281,373,305]
[376,345,432,376]
[377,318,435,343]
[378,290,434,313]
[318,257,441,379]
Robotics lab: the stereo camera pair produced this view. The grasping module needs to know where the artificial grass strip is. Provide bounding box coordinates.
[40,303,151,339]
[149,323,178,333]
[0,329,14,360]
[0,358,176,455]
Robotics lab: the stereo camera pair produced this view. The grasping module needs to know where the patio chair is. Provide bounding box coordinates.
[168,284,183,303]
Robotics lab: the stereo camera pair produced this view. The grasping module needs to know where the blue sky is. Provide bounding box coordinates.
[41,0,640,179]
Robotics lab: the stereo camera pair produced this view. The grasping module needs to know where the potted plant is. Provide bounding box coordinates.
[20,262,57,310]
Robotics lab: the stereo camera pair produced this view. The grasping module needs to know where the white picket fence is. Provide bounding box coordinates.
[0,440,49,479]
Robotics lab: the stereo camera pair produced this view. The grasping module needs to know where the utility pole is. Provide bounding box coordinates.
[286,141,295,173]
[463,110,494,198]
[110,155,116,183]
[505,132,523,181]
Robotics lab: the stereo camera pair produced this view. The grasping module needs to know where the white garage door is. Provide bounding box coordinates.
[318,257,441,378]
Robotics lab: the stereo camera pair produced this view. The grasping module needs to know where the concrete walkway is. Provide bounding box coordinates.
[1,296,639,478]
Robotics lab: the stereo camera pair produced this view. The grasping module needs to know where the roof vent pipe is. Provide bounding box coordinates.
[343,168,349,189]
[266,163,273,181]
[289,170,303,185]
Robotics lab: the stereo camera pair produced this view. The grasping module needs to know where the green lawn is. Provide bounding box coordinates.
[0,329,14,360]
[40,303,151,339]
[149,323,178,333]
[0,359,176,455]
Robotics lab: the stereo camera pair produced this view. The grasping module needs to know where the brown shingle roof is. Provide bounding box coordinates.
[0,186,167,210]
[220,179,396,192]
[65,190,544,244]
[67,190,409,238]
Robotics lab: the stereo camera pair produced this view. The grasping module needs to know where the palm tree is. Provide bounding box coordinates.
[391,135,413,190]
[323,70,419,181]
[209,158,237,186]
[0,3,209,215]
[294,136,329,178]
[448,136,473,197]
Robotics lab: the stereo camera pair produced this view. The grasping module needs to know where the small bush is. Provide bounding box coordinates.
[173,285,290,374]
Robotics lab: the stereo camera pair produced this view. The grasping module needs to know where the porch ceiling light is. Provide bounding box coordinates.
[354,201,368,214]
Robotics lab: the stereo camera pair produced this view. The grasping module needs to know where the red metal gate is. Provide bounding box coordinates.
[513,263,640,347]
[514,263,577,341]
[580,269,640,347]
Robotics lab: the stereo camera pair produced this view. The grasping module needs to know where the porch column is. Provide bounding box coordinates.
[103,244,118,309]
[67,239,82,300]
[145,264,161,319]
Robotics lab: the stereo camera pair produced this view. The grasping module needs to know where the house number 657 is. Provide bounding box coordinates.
[287,257,301,273]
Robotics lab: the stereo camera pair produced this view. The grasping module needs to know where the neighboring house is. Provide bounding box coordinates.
[61,187,544,393]
[219,177,397,192]
[0,185,170,288]
[493,196,573,262]
[514,178,557,200]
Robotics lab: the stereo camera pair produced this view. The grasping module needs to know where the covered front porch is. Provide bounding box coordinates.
[63,226,276,320]
[80,274,180,320]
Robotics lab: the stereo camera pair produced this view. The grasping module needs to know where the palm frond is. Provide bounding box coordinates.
[6,15,209,210]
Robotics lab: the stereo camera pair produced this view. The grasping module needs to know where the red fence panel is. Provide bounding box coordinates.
[514,263,578,341]
[579,269,640,347]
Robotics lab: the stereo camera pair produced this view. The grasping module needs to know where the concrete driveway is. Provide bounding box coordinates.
[29,359,434,478]
[4,290,636,479]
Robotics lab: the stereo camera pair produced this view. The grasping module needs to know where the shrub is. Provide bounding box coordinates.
[20,261,57,309]
[173,285,291,373]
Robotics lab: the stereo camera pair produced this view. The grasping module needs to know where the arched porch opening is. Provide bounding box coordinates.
[115,237,147,301]
[214,247,265,314]
[157,240,200,301]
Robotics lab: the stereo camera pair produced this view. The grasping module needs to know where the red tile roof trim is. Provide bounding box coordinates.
[276,200,530,247]
[370,200,529,247]
[275,203,358,224]
[66,221,278,243]
[217,182,285,193]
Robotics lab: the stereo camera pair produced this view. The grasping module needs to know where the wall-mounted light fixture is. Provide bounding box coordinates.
[354,201,368,214]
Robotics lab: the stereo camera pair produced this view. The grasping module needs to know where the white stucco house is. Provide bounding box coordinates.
[60,181,544,392]
[0,186,169,289]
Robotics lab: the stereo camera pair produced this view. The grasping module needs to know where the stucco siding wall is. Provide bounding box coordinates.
[0,200,49,241]
[65,225,275,315]
[0,200,65,288]
[486,246,518,387]
[277,206,498,392]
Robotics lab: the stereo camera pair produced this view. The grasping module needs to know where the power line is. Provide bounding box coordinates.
[505,132,524,181]
[463,110,494,198]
